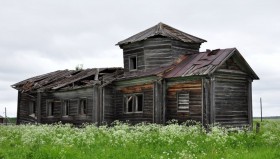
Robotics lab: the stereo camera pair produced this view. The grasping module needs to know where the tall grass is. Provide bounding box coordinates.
[0,120,279,159]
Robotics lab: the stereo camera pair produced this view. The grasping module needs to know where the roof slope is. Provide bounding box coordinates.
[12,68,123,92]
[117,22,207,46]
[164,48,259,79]
[117,48,259,80]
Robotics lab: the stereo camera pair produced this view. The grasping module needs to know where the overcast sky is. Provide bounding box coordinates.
[0,0,279,117]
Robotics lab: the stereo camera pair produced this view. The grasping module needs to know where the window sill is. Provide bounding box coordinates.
[129,69,137,72]
[62,115,70,118]
[177,110,189,113]
[47,116,54,118]
[29,113,36,117]
[124,111,143,114]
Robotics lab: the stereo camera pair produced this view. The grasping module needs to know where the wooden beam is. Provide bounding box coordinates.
[210,76,216,125]
[201,79,204,126]
[92,86,99,124]
[162,80,167,124]
[248,79,253,129]
[99,87,104,124]
[36,91,42,124]
[16,91,21,125]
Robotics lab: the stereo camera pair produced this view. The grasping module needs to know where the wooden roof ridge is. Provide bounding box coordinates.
[116,22,207,46]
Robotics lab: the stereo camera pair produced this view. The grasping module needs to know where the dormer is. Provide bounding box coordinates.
[117,22,207,72]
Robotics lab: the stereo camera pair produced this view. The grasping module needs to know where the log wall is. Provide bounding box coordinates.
[115,84,154,123]
[103,85,115,124]
[166,79,202,123]
[213,73,250,126]
[17,92,37,124]
[122,36,201,72]
[40,87,94,124]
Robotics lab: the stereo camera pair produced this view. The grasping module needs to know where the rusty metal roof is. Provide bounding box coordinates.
[117,65,173,80]
[12,68,123,92]
[117,48,259,80]
[117,22,207,46]
[164,48,259,79]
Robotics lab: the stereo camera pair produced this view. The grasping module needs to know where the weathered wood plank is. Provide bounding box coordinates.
[166,79,202,123]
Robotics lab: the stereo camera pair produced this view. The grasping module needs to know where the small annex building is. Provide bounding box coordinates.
[12,23,259,127]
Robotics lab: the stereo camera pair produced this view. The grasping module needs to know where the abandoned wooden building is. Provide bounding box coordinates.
[12,22,259,127]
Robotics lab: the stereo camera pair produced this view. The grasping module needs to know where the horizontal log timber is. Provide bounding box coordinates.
[166,79,202,123]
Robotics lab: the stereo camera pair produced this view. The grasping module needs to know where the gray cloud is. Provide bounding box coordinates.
[0,0,280,117]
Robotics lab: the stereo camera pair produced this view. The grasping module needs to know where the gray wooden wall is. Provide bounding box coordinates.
[114,84,154,123]
[166,79,203,123]
[122,36,201,72]
[17,92,37,124]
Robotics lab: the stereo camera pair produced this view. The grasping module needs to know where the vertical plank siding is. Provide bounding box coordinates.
[166,79,202,123]
[202,78,211,126]
[115,84,154,124]
[103,85,115,124]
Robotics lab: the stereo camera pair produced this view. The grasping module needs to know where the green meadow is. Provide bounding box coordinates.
[0,120,279,159]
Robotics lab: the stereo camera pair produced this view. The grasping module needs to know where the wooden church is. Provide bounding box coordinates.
[12,23,259,127]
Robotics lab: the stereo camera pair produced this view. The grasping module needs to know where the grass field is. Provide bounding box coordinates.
[0,120,279,159]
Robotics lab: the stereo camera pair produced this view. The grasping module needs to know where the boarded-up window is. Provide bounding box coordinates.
[177,92,190,112]
[29,101,36,115]
[79,98,87,115]
[46,101,54,116]
[124,94,143,113]
[63,100,70,116]
[129,56,137,70]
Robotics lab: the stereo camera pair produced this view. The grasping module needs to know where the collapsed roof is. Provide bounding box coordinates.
[12,68,123,92]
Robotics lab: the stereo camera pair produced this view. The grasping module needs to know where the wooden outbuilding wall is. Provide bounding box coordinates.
[16,92,37,124]
[115,83,154,123]
[166,78,203,124]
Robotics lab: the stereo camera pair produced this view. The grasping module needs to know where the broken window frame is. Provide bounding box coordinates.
[62,100,70,117]
[46,100,54,117]
[129,55,137,71]
[177,91,190,113]
[29,100,36,116]
[124,94,144,113]
[79,98,87,115]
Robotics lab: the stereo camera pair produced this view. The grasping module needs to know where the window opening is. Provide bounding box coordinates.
[29,101,36,115]
[177,92,190,112]
[129,56,137,70]
[80,98,87,115]
[47,101,54,116]
[63,100,70,116]
[124,94,143,113]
